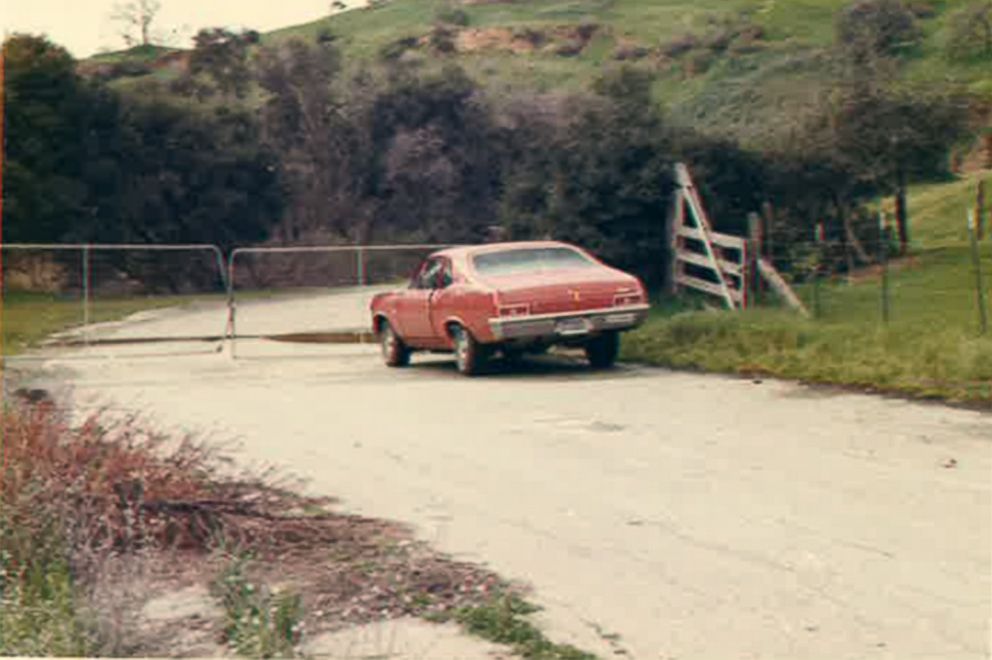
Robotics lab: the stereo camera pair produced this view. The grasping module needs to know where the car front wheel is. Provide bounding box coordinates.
[451,325,486,376]
[379,320,410,367]
[585,331,620,369]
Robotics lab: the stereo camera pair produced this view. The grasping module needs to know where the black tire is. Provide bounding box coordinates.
[451,324,486,376]
[379,319,410,367]
[585,331,620,369]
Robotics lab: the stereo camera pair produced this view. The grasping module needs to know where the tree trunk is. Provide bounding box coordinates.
[895,169,909,256]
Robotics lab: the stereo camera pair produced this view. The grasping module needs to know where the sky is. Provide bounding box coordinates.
[0,0,366,58]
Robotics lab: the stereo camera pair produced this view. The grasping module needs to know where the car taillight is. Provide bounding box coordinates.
[498,303,531,317]
[613,292,643,307]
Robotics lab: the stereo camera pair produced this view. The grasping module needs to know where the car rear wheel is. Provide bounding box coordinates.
[585,331,619,369]
[451,325,485,376]
[379,320,410,367]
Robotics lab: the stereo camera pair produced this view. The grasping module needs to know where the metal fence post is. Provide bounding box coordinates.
[82,243,91,346]
[228,249,239,359]
[357,245,366,287]
[747,212,763,307]
[879,212,890,326]
[969,210,988,335]
[813,222,825,320]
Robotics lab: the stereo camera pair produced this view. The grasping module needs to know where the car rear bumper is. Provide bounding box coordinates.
[487,304,650,341]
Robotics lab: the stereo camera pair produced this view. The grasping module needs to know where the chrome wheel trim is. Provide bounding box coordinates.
[454,329,469,371]
[381,324,396,360]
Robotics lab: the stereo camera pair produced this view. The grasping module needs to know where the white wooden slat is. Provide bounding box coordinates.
[757,258,809,317]
[676,226,746,252]
[676,273,743,303]
[675,249,744,276]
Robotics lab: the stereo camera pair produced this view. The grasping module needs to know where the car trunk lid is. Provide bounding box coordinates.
[483,269,637,314]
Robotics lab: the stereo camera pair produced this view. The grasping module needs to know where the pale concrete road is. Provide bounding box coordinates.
[18,292,992,660]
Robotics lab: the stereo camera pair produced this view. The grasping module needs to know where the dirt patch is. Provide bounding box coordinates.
[91,512,516,656]
[456,27,541,55]
[2,253,70,292]
[422,24,604,56]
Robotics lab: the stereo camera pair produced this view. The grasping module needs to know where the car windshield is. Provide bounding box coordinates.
[472,247,596,276]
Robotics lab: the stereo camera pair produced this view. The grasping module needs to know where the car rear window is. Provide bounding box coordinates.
[472,247,596,276]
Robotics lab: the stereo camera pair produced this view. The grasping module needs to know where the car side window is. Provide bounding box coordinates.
[413,259,443,290]
[439,259,454,289]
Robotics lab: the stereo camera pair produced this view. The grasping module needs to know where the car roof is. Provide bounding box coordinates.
[431,241,582,260]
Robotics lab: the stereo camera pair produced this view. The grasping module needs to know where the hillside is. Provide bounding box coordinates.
[80,0,992,152]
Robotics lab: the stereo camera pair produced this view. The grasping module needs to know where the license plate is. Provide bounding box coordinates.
[604,313,636,325]
[556,318,590,335]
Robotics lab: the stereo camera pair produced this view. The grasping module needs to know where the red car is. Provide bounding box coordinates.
[369,241,650,375]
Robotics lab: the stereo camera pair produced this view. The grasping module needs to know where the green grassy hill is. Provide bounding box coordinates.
[86,0,991,147]
[262,0,990,143]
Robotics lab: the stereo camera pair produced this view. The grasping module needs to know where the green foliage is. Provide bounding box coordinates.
[502,66,677,285]
[2,34,284,250]
[2,36,92,243]
[0,512,95,657]
[182,28,258,99]
[453,594,595,660]
[368,63,506,242]
[944,1,992,62]
[212,556,303,658]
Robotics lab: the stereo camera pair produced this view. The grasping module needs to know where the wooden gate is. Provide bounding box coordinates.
[668,164,748,310]
[668,163,808,316]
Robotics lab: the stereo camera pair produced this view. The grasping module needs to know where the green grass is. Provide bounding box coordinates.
[0,285,377,356]
[86,44,181,64]
[624,171,992,405]
[0,292,229,356]
[436,593,595,660]
[0,544,96,657]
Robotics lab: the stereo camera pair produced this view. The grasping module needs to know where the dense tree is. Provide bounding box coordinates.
[3,35,92,243]
[255,37,369,242]
[183,28,259,99]
[501,67,676,286]
[3,34,283,254]
[369,64,504,242]
[89,102,282,250]
[823,85,970,252]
